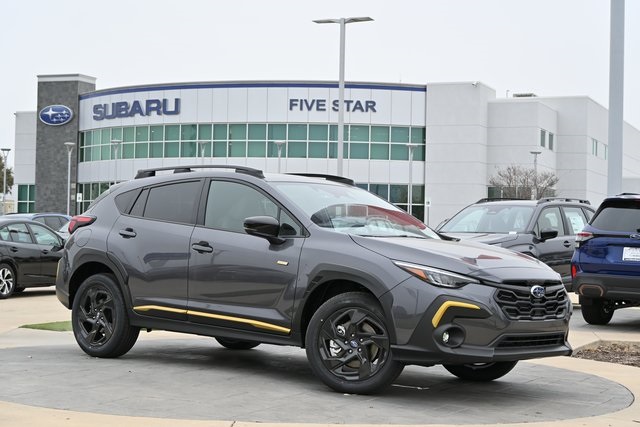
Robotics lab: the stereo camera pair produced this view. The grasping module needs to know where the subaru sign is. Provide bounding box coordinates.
[39,105,73,126]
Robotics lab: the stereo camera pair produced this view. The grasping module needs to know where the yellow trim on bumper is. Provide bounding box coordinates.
[431,301,481,328]
[133,305,290,334]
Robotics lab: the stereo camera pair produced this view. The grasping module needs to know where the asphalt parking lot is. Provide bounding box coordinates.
[2,289,640,427]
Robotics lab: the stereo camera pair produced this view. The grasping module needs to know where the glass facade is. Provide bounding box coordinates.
[79,124,426,163]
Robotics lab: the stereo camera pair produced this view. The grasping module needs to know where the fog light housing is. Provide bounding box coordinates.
[435,325,465,348]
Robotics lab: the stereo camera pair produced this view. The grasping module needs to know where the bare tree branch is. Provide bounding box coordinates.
[489,165,557,199]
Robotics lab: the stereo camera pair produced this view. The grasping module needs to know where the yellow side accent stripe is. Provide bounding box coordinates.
[135,305,187,315]
[134,305,290,334]
[431,301,481,328]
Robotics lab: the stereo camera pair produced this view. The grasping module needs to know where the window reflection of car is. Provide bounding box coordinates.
[0,218,65,299]
[438,198,595,288]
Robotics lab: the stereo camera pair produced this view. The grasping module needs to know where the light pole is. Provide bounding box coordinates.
[530,150,542,200]
[314,16,373,177]
[64,142,75,215]
[111,139,122,184]
[1,148,10,214]
[274,140,286,173]
[406,144,419,216]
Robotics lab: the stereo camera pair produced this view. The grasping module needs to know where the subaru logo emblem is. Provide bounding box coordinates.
[530,285,545,299]
[39,105,73,126]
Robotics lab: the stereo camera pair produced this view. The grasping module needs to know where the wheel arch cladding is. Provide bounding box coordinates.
[299,279,394,347]
[69,262,120,308]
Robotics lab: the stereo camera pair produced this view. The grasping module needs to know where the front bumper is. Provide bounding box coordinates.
[387,279,572,366]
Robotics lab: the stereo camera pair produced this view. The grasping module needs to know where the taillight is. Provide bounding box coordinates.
[571,263,578,279]
[575,231,593,248]
[68,215,96,234]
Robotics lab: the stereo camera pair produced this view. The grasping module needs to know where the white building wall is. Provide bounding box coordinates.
[13,111,37,190]
[426,82,493,226]
[488,100,558,176]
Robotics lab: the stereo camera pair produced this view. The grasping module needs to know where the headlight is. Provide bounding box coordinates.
[393,260,480,288]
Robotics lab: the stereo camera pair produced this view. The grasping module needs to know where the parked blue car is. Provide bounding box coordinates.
[571,193,640,324]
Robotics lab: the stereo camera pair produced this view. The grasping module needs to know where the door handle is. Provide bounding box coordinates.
[192,241,213,253]
[10,246,18,252]
[119,228,137,238]
[563,241,572,248]
[41,249,50,254]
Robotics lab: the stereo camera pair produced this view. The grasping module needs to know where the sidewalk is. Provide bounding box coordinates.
[1,290,639,427]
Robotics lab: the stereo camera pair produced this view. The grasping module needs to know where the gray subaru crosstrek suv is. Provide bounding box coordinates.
[56,166,571,394]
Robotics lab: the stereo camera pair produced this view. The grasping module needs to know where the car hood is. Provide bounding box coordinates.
[351,235,559,283]
[439,232,519,245]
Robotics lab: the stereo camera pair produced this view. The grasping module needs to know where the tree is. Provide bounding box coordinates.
[489,165,559,199]
[0,154,14,198]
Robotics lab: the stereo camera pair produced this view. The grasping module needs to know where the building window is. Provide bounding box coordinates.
[548,132,554,151]
[592,138,598,156]
[361,183,425,221]
[78,124,426,163]
[540,129,547,148]
[17,184,36,213]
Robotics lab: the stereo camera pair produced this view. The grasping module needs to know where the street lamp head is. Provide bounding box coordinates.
[530,150,542,155]
[64,141,76,153]
[111,139,122,145]
[313,17,374,24]
[1,148,10,154]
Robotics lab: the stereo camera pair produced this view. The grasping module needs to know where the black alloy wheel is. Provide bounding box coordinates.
[72,274,139,358]
[215,337,260,350]
[0,263,16,299]
[305,292,404,394]
[443,361,518,381]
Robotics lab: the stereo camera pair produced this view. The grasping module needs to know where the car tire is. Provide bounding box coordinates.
[0,263,16,299]
[580,298,614,325]
[443,361,518,381]
[72,273,140,358]
[305,292,404,394]
[215,337,260,350]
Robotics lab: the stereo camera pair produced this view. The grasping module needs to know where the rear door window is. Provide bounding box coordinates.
[141,180,202,224]
[562,207,588,235]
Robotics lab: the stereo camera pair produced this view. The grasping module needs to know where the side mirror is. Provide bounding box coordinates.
[244,216,285,245]
[539,229,558,242]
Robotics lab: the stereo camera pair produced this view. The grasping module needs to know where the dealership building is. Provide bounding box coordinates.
[12,74,640,225]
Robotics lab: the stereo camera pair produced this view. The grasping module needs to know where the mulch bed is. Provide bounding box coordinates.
[573,342,640,367]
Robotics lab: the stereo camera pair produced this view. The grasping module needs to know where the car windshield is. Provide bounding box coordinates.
[439,204,535,233]
[273,181,438,239]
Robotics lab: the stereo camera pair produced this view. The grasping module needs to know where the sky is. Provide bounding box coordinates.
[1,0,639,168]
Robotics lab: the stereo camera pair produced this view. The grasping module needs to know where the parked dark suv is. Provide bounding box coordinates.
[571,193,640,325]
[437,198,595,288]
[56,166,571,394]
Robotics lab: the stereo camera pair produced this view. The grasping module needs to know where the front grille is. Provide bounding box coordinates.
[496,333,565,349]
[494,281,568,321]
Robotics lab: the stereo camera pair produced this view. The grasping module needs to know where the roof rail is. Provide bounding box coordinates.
[536,197,590,205]
[475,197,526,203]
[286,173,355,186]
[134,165,265,179]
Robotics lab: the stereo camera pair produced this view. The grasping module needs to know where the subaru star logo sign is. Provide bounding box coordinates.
[39,105,73,126]
[530,285,546,299]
